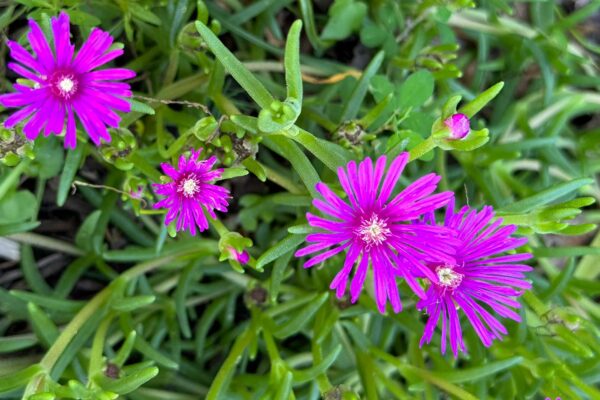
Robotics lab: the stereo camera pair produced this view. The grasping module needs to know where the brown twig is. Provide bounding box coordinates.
[71,180,148,208]
[133,95,212,115]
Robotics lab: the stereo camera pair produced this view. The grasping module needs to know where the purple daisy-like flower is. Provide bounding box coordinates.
[0,11,135,148]
[153,149,230,236]
[294,153,455,314]
[418,200,532,357]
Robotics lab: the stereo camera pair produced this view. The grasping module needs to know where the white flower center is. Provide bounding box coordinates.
[59,77,75,93]
[435,265,463,289]
[51,73,79,99]
[178,176,200,197]
[357,214,390,247]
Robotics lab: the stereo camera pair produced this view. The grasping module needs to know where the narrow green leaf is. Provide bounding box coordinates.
[264,136,320,197]
[298,0,327,53]
[56,145,85,206]
[355,350,379,400]
[500,178,593,213]
[114,331,137,367]
[459,81,504,118]
[11,290,84,313]
[359,93,393,129]
[111,295,156,312]
[541,259,576,300]
[410,357,523,390]
[0,334,37,354]
[399,365,479,400]
[135,336,179,370]
[0,221,41,236]
[175,264,195,339]
[129,99,156,115]
[205,327,256,400]
[270,251,293,303]
[340,50,385,122]
[0,364,43,393]
[285,20,303,103]
[273,371,293,400]
[129,3,162,25]
[27,303,59,348]
[96,367,159,395]
[88,315,113,379]
[533,246,600,257]
[54,254,95,298]
[0,158,29,201]
[195,21,275,109]
[292,345,342,383]
[220,167,249,180]
[256,234,305,270]
[289,129,351,171]
[242,158,267,181]
[230,115,259,134]
[274,293,328,338]
[21,245,52,295]
[195,299,226,362]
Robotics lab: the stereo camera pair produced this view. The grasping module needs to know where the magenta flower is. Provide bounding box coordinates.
[295,153,455,313]
[418,200,532,357]
[0,11,135,148]
[444,113,470,140]
[153,149,230,236]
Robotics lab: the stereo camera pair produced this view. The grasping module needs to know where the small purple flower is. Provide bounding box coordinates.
[153,149,230,236]
[444,113,470,140]
[0,12,135,148]
[418,200,532,357]
[295,153,455,314]
[228,247,249,265]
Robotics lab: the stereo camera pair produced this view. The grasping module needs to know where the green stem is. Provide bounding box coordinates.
[311,341,332,393]
[39,290,111,372]
[522,291,551,317]
[205,326,257,400]
[409,137,437,161]
[209,218,229,237]
[87,314,113,381]
[0,159,29,201]
[262,326,282,363]
[436,148,448,192]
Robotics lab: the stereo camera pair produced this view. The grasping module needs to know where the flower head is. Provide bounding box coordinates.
[295,153,455,314]
[153,149,230,236]
[443,113,470,140]
[0,12,135,148]
[418,200,532,357]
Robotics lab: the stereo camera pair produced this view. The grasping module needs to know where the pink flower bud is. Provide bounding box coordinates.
[443,113,470,140]
[228,246,249,264]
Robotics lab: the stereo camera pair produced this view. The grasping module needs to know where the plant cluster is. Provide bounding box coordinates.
[0,1,599,399]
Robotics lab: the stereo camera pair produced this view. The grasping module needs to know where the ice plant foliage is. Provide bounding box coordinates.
[418,200,532,356]
[444,113,470,140]
[0,12,135,148]
[295,153,455,313]
[153,149,230,236]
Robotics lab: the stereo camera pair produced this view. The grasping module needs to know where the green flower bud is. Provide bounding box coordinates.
[99,128,137,170]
